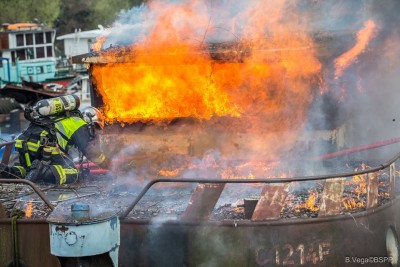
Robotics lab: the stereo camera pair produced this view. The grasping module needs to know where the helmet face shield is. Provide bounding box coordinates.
[82,107,104,129]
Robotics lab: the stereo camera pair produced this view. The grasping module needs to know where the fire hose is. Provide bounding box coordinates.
[75,155,150,175]
[316,137,400,160]
[77,137,400,174]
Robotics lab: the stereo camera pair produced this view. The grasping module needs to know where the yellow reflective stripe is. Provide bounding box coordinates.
[55,117,87,145]
[15,140,22,148]
[27,141,40,152]
[54,165,66,184]
[55,121,68,150]
[40,130,48,136]
[44,146,60,155]
[24,152,31,167]
[64,168,78,175]
[14,166,26,177]
[51,149,60,155]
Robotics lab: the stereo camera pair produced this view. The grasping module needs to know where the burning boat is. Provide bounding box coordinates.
[2,1,400,266]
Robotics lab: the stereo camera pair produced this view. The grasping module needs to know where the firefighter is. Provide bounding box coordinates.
[0,95,110,184]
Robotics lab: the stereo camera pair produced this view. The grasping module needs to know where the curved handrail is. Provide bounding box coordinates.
[120,151,400,219]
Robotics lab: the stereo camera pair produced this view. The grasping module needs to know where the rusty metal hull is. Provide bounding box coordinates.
[0,220,61,267]
[1,199,398,267]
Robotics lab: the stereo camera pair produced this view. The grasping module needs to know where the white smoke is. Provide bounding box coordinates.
[99,0,400,179]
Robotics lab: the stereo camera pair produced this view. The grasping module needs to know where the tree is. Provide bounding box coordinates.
[90,0,132,29]
[0,0,60,27]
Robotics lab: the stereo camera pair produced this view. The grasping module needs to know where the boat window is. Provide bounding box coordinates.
[46,46,53,57]
[11,51,16,65]
[45,32,52,43]
[36,47,45,58]
[16,34,24,46]
[16,49,26,60]
[35,33,44,44]
[26,33,33,45]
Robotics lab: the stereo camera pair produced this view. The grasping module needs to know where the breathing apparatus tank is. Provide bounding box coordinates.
[24,94,81,123]
[33,94,80,117]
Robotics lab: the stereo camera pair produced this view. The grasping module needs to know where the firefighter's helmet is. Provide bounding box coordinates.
[82,106,104,128]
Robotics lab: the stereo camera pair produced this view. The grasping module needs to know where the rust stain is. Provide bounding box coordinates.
[55,225,69,233]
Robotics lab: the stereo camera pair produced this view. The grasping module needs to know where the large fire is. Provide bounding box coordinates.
[89,1,383,176]
[91,1,321,134]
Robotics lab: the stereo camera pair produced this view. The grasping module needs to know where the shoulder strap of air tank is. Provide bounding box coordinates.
[33,118,70,155]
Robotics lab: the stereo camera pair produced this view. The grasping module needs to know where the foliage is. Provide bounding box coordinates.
[0,0,61,27]
[0,0,144,34]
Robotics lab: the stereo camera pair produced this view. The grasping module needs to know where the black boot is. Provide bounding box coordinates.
[25,160,44,182]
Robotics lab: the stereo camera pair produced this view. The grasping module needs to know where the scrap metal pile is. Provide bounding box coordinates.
[1,157,395,221]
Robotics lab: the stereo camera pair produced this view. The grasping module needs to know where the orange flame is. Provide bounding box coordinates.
[92,35,107,52]
[342,164,369,210]
[342,198,364,210]
[158,167,184,177]
[334,19,377,78]
[305,191,319,212]
[353,163,367,199]
[92,1,321,131]
[25,201,33,218]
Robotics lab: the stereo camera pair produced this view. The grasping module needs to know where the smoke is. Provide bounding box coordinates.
[104,0,294,47]
[305,0,400,162]
[95,0,400,186]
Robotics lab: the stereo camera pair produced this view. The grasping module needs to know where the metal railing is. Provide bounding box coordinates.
[120,152,400,219]
[1,139,399,220]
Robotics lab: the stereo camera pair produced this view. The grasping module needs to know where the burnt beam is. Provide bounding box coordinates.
[366,172,379,209]
[389,163,395,199]
[318,178,345,217]
[251,184,289,221]
[181,183,225,220]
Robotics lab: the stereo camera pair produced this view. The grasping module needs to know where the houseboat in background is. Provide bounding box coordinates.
[56,26,105,61]
[0,23,59,85]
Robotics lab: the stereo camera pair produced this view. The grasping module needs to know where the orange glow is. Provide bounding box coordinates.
[342,198,364,210]
[158,167,184,177]
[5,23,40,30]
[305,191,319,212]
[353,164,367,198]
[91,1,321,134]
[92,35,107,52]
[342,164,369,210]
[25,201,33,218]
[157,159,281,179]
[334,19,377,78]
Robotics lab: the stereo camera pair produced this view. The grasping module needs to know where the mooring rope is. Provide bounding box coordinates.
[10,210,24,267]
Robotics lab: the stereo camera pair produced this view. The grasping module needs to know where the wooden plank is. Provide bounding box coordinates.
[366,172,379,209]
[181,183,225,220]
[0,142,14,165]
[318,178,345,217]
[251,183,289,221]
[390,163,395,199]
